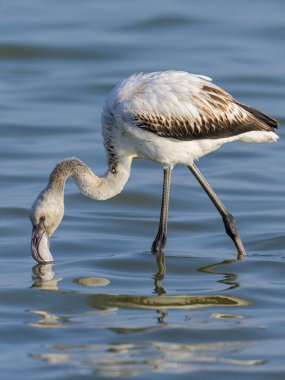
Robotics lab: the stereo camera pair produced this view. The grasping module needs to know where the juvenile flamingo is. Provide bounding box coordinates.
[30,70,278,263]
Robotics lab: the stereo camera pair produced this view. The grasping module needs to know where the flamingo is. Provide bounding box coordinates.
[30,70,278,263]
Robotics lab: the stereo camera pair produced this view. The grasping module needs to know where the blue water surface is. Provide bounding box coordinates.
[0,1,285,379]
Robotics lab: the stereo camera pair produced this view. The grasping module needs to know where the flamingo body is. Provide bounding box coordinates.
[102,71,277,169]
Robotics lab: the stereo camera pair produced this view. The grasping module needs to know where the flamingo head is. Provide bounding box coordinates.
[30,188,64,263]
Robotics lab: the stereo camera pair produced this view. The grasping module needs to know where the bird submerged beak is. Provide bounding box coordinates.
[31,222,54,264]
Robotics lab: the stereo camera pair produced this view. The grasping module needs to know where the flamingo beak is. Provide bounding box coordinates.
[31,222,54,264]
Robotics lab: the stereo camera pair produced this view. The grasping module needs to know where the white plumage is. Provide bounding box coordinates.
[102,70,278,168]
[30,70,278,263]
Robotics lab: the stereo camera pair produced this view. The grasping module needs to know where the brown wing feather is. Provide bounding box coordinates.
[235,102,278,129]
[134,83,277,141]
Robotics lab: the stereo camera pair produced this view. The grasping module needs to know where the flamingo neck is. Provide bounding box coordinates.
[48,156,132,201]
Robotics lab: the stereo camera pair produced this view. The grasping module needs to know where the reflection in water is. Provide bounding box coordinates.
[198,260,240,290]
[32,340,265,377]
[153,252,167,295]
[73,277,110,287]
[153,253,167,323]
[86,292,250,310]
[32,264,62,291]
[31,253,250,316]
[211,312,245,319]
[30,253,255,374]
[32,263,55,282]
[30,310,68,329]
[31,353,70,365]
[156,309,169,324]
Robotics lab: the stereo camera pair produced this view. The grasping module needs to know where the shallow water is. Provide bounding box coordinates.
[1,0,285,379]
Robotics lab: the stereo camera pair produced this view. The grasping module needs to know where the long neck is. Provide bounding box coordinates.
[47,157,132,201]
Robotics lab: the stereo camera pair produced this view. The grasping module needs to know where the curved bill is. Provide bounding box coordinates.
[31,225,54,263]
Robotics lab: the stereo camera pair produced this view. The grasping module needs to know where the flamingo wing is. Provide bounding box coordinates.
[120,71,277,141]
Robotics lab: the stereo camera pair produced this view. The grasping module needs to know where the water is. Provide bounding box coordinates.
[1,0,285,378]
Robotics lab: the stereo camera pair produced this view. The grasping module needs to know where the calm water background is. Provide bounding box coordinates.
[1,0,285,379]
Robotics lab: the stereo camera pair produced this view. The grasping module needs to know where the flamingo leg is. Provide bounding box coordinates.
[152,167,172,253]
[188,163,246,257]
